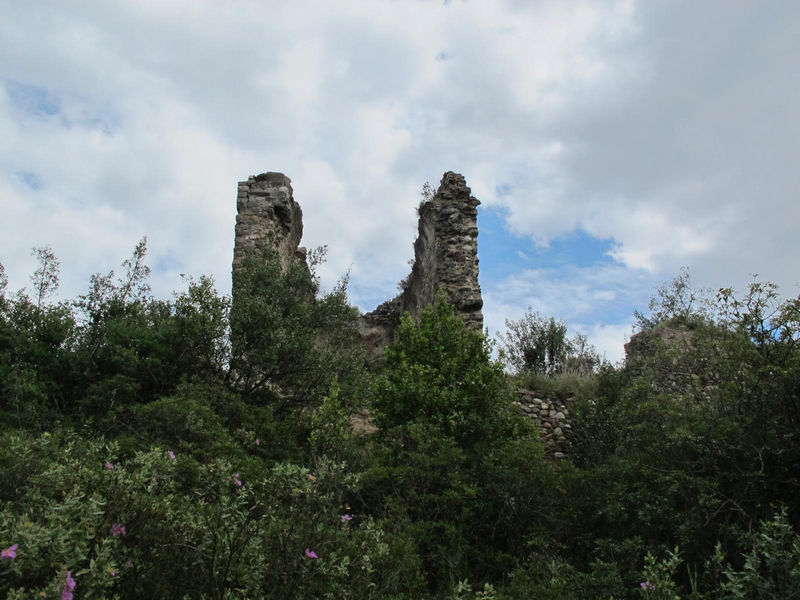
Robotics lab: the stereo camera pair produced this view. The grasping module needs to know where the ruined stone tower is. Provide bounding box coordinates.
[360,171,483,359]
[402,171,483,327]
[231,170,483,361]
[231,172,307,288]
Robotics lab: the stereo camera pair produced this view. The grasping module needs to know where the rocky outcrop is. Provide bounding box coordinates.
[361,171,483,359]
[232,172,307,286]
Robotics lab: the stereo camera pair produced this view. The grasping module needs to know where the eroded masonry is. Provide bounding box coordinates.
[231,171,574,455]
[231,171,483,360]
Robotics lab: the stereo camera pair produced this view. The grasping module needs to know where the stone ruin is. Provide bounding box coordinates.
[359,171,483,360]
[514,391,571,458]
[231,170,574,457]
[232,172,308,286]
[232,170,483,360]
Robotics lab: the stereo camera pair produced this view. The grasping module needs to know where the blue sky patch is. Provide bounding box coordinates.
[4,78,120,133]
[5,79,60,117]
[14,171,43,191]
[154,253,183,275]
[477,206,617,283]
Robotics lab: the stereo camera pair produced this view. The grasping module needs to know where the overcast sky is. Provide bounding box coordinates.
[1,0,798,363]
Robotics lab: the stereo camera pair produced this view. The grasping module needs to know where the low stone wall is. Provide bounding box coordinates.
[514,389,572,459]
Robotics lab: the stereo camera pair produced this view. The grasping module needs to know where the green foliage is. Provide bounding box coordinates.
[310,381,355,462]
[499,309,599,376]
[558,270,800,598]
[634,266,714,332]
[713,509,800,599]
[0,262,8,297]
[30,245,61,309]
[229,247,368,413]
[0,285,77,428]
[639,548,682,599]
[0,429,418,599]
[365,295,547,595]
[373,293,520,451]
[3,240,800,600]
[69,240,232,418]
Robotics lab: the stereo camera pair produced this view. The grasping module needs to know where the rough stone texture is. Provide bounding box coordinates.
[514,390,573,458]
[231,171,578,459]
[231,170,483,363]
[624,320,703,393]
[361,171,483,360]
[231,172,307,286]
[359,297,403,363]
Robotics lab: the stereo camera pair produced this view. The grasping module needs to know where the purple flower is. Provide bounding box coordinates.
[233,473,242,487]
[307,474,315,481]
[304,548,318,559]
[340,514,353,523]
[110,523,126,537]
[103,461,114,470]
[1,544,18,560]
[255,438,260,446]
[62,570,76,600]
[168,450,175,460]
[640,581,655,590]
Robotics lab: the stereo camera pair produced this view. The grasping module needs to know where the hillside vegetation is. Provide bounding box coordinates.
[1,245,798,599]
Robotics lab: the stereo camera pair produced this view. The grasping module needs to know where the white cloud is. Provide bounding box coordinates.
[580,321,633,365]
[1,0,798,367]
[482,261,655,361]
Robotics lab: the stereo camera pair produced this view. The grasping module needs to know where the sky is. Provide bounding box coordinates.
[1,0,798,364]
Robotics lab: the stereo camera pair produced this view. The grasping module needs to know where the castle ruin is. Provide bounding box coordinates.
[231,170,574,455]
[231,170,483,360]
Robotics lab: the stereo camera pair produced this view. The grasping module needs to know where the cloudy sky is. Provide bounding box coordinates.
[1,0,798,363]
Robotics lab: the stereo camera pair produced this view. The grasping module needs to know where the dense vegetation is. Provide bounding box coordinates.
[1,245,798,599]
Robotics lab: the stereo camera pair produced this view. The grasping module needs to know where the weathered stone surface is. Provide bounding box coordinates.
[624,320,707,394]
[231,170,484,363]
[230,171,583,461]
[515,389,574,458]
[361,171,483,360]
[232,172,307,286]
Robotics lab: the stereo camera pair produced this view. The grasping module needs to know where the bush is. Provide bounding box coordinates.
[364,294,548,594]
[372,292,521,452]
[499,309,599,377]
[229,247,368,414]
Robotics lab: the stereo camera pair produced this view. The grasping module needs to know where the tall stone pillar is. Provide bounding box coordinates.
[231,172,307,289]
[399,171,483,328]
[360,171,484,359]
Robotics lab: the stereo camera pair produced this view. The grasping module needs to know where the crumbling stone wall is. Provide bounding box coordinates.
[231,170,484,362]
[360,171,483,359]
[232,172,307,287]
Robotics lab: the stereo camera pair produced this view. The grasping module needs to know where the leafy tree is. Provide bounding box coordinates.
[365,294,546,593]
[373,292,520,450]
[634,266,714,331]
[565,270,800,594]
[0,261,8,297]
[499,309,599,376]
[0,253,76,428]
[229,246,367,414]
[30,245,60,309]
